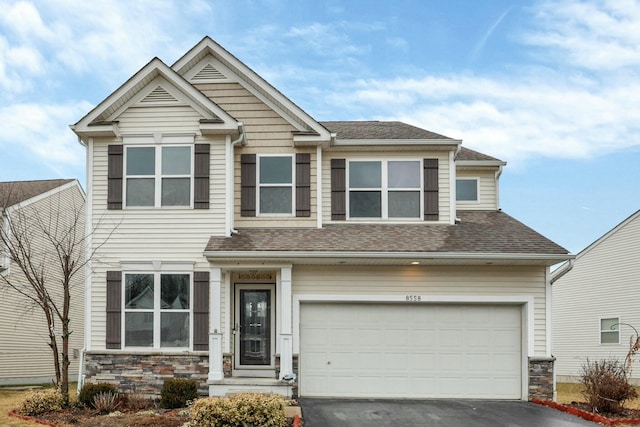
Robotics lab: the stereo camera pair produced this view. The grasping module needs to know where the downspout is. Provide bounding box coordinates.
[228,123,245,236]
[495,164,504,210]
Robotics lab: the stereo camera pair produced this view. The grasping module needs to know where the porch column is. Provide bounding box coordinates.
[279,266,293,380]
[208,266,224,381]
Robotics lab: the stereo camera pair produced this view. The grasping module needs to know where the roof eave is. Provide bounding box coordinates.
[333,138,462,147]
[203,250,573,266]
[456,160,507,167]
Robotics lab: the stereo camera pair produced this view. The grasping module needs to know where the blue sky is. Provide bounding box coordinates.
[1,0,639,254]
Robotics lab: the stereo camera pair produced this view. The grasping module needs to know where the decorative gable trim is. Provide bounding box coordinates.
[139,85,179,104]
[192,63,228,82]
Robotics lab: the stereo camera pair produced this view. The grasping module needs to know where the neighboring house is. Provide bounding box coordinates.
[552,209,640,384]
[71,36,571,401]
[0,179,85,385]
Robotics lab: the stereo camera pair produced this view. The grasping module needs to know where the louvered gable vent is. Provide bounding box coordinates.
[140,86,178,104]
[192,63,227,81]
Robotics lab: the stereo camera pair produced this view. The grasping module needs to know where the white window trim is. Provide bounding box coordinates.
[122,270,194,350]
[346,159,423,220]
[256,154,295,216]
[122,135,195,209]
[599,316,621,345]
[456,177,480,203]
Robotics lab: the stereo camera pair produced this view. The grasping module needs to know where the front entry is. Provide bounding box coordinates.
[234,285,275,376]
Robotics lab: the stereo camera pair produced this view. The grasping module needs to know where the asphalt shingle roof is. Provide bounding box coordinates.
[0,179,74,208]
[206,211,568,255]
[320,121,453,140]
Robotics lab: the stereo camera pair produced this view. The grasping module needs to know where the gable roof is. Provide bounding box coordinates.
[71,56,240,142]
[172,36,332,145]
[0,179,75,208]
[205,210,570,265]
[321,121,453,140]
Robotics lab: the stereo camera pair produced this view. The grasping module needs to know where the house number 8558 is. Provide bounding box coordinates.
[406,295,421,302]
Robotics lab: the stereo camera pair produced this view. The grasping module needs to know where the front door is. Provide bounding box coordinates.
[234,285,274,371]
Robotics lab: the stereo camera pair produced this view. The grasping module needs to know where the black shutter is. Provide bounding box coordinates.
[194,144,210,209]
[106,271,122,349]
[331,159,346,220]
[107,145,123,210]
[193,271,210,351]
[423,158,439,221]
[296,153,311,217]
[241,154,256,216]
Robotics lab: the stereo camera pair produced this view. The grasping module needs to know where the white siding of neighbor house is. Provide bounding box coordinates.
[553,211,640,382]
[292,264,549,356]
[195,82,318,228]
[321,151,452,224]
[88,102,228,350]
[0,184,85,385]
[456,168,499,210]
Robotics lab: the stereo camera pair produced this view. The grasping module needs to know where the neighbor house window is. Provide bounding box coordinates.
[125,145,192,207]
[258,155,293,214]
[124,272,191,348]
[456,178,479,202]
[348,160,421,219]
[600,317,620,344]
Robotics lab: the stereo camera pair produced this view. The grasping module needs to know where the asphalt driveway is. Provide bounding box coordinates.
[298,399,599,427]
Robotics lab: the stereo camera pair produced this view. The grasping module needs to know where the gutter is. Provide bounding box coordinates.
[549,259,575,284]
[203,250,574,263]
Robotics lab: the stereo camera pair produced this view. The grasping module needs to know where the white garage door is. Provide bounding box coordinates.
[299,303,522,399]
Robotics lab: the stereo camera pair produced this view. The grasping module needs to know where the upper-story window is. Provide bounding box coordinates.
[125,146,192,207]
[258,155,293,215]
[124,272,191,348]
[456,178,479,202]
[348,160,421,219]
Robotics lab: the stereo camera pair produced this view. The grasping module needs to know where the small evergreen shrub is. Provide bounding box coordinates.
[160,378,198,409]
[18,388,64,416]
[189,393,287,427]
[78,382,118,408]
[92,391,121,414]
[581,358,638,414]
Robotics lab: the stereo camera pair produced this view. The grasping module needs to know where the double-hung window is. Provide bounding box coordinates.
[348,160,421,219]
[600,317,620,344]
[456,178,479,202]
[125,145,192,207]
[258,155,293,215]
[124,272,191,348]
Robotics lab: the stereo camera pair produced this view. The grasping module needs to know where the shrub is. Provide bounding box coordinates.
[189,393,287,427]
[79,382,118,408]
[581,358,638,413]
[119,392,152,411]
[160,378,199,409]
[92,391,121,414]
[18,388,64,416]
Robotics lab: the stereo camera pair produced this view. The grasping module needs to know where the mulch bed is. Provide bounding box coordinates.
[533,398,640,425]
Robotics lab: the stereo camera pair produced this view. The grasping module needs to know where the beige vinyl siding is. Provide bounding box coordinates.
[0,184,85,384]
[195,82,317,227]
[321,151,452,224]
[117,106,205,134]
[89,117,227,349]
[456,169,498,210]
[293,264,548,356]
[553,212,640,381]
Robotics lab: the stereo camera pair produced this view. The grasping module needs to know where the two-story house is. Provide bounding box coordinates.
[71,36,570,401]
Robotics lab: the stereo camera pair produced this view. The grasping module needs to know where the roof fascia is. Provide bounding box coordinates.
[333,139,462,148]
[71,57,239,142]
[203,250,573,266]
[172,37,332,144]
[456,160,507,167]
[573,208,640,261]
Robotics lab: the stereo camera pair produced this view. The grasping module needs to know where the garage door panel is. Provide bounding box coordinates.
[300,303,522,399]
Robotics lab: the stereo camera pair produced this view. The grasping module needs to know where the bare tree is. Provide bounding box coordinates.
[0,183,91,405]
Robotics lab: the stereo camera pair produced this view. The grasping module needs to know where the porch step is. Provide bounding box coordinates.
[208,377,293,397]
